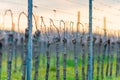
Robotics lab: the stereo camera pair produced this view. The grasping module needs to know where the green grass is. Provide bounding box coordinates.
[0,53,120,80]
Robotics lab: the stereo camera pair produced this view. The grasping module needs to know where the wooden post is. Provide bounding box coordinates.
[103,17,107,40]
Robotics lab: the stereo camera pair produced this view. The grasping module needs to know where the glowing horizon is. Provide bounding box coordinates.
[0,0,120,35]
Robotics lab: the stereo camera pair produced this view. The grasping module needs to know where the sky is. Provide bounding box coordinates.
[0,0,120,34]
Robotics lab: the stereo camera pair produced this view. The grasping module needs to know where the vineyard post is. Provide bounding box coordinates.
[26,0,33,80]
[17,12,28,80]
[96,27,102,80]
[88,0,93,80]
[50,19,60,80]
[45,25,50,80]
[45,40,50,80]
[3,9,14,80]
[14,38,17,72]
[8,33,14,80]
[79,23,85,80]
[40,16,46,67]
[101,17,107,79]
[104,17,107,41]
[77,11,81,60]
[60,20,67,80]
[116,32,120,77]
[31,14,40,80]
[69,21,74,58]
[0,40,3,80]
[22,28,29,80]
[40,17,51,80]
[110,42,114,76]
[33,30,40,80]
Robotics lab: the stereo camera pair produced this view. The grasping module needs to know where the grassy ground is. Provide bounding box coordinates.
[1,53,120,80]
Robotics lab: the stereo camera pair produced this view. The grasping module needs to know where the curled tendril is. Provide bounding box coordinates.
[69,21,74,37]
[50,18,60,39]
[40,16,49,40]
[77,22,85,36]
[18,12,38,33]
[95,26,99,35]
[32,14,38,31]
[3,9,14,31]
[59,20,65,38]
[18,12,28,33]
[118,31,120,40]
[97,26,105,37]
